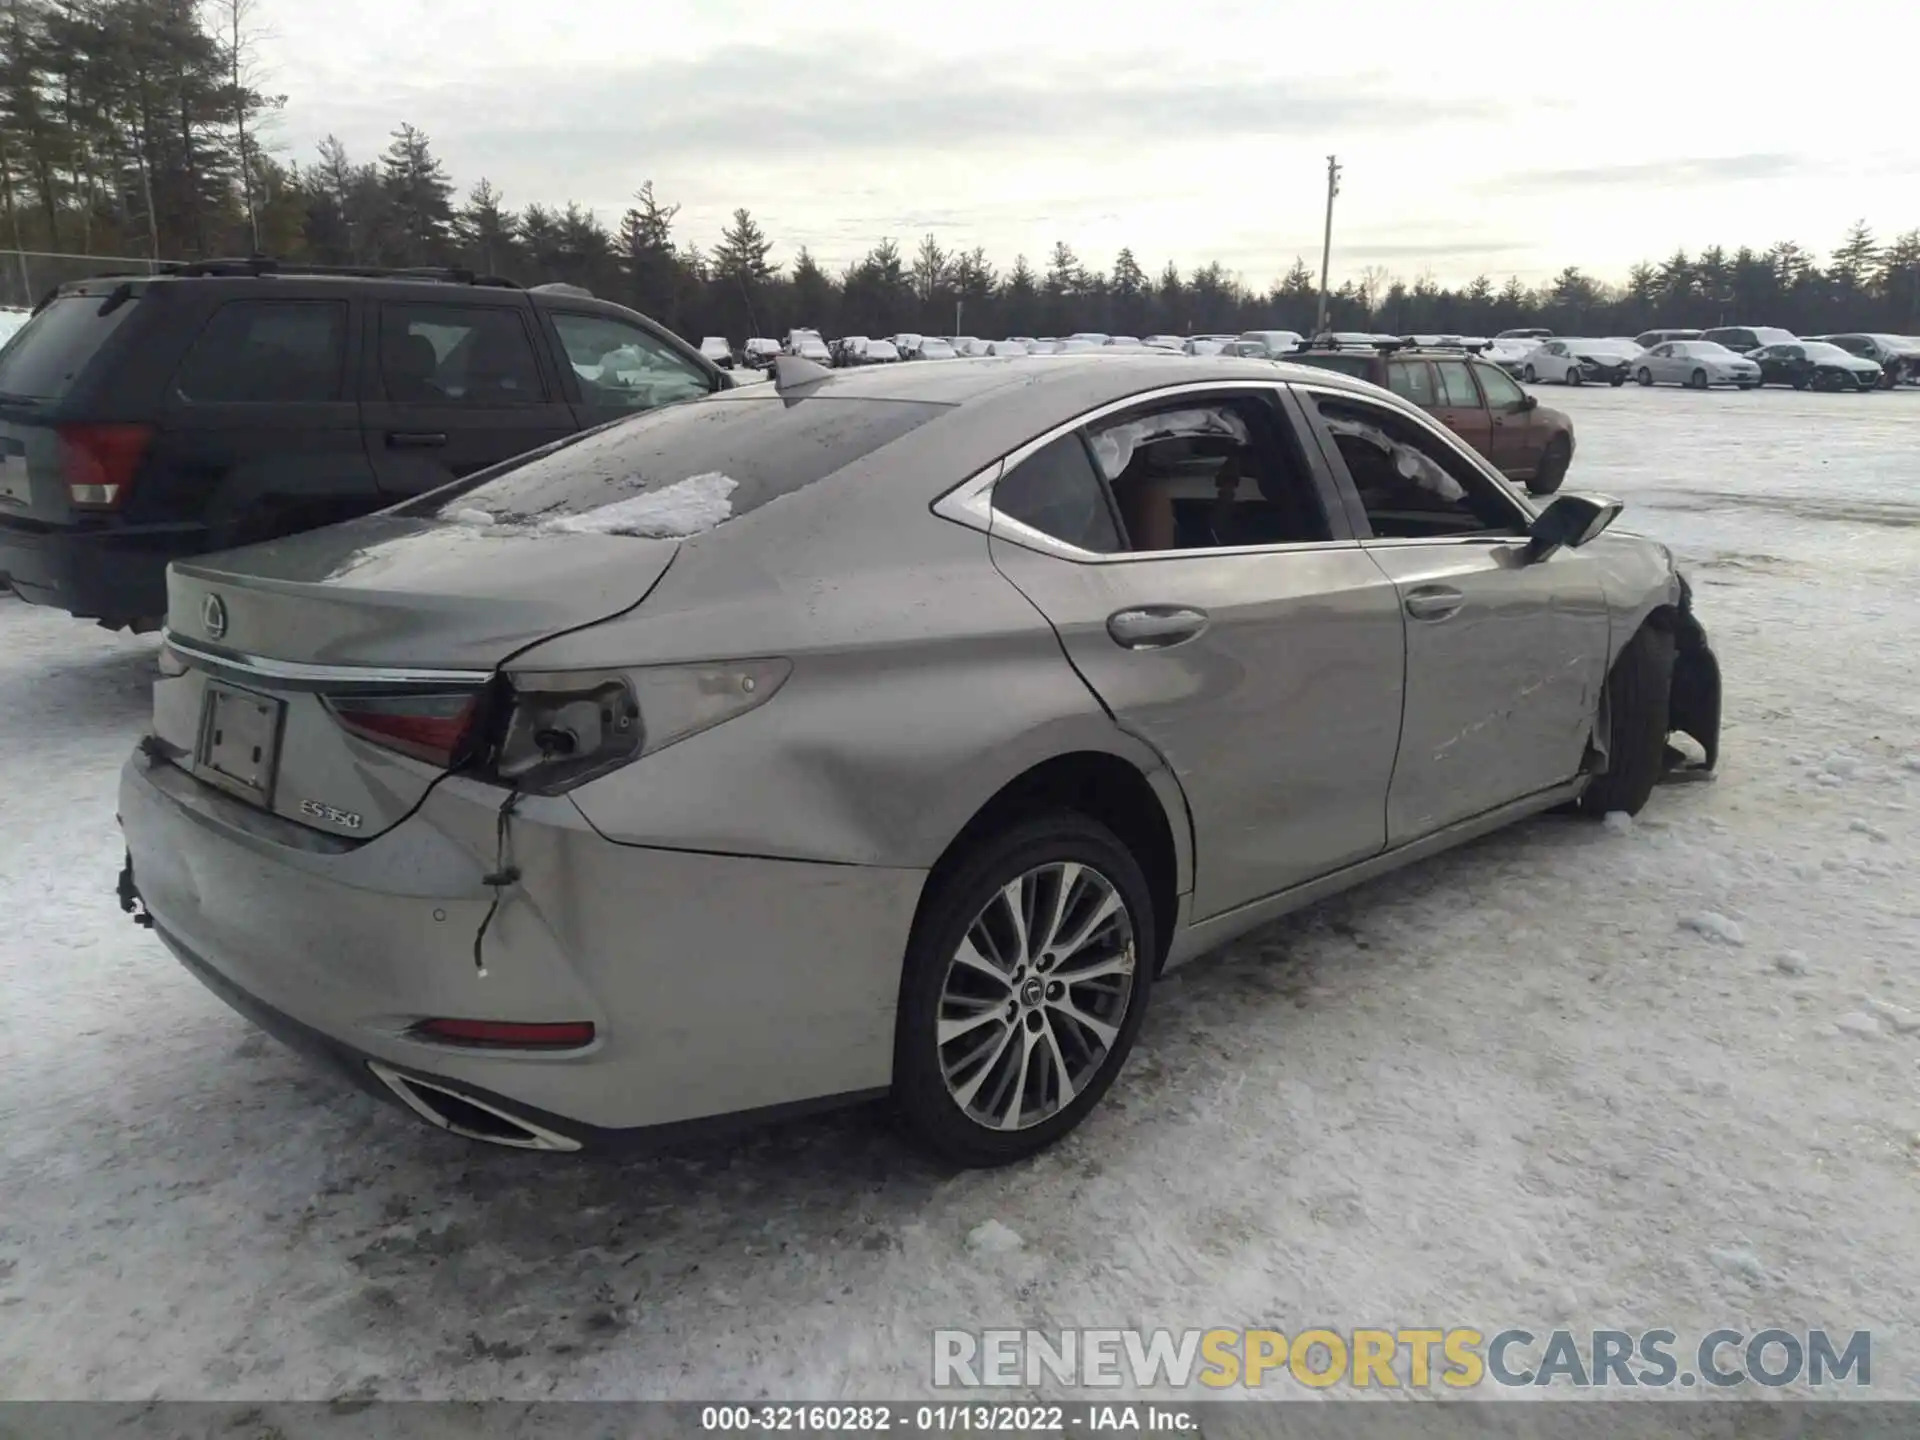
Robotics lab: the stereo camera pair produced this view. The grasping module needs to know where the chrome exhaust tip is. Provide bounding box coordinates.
[367,1061,582,1152]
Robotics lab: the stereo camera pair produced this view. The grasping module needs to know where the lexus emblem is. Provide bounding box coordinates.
[201,593,228,641]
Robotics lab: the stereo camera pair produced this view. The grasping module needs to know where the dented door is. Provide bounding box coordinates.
[1364,538,1609,843]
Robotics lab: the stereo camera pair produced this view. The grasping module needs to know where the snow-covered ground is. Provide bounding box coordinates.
[2,386,1918,1401]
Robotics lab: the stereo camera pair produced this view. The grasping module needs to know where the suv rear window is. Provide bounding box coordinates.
[175,300,347,403]
[421,394,949,530]
[0,292,137,403]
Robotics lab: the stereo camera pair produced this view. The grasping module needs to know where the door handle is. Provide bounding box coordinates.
[1107,606,1209,650]
[1403,585,1464,621]
[386,431,448,449]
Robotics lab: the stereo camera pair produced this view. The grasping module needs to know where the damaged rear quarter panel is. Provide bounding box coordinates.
[505,475,1184,874]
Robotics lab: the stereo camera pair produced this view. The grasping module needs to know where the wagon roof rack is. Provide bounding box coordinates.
[153,256,521,288]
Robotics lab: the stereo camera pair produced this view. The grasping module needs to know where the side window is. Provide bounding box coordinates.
[174,300,346,403]
[1311,395,1524,541]
[992,433,1121,554]
[1432,359,1482,408]
[1652,345,1671,358]
[1084,394,1331,552]
[1475,363,1527,409]
[551,311,711,413]
[1385,359,1436,406]
[380,304,545,404]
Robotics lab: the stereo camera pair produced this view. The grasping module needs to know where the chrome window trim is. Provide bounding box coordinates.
[1289,379,1541,530]
[931,378,1362,566]
[162,631,494,688]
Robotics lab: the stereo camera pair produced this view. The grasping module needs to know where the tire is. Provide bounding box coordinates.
[894,812,1155,1167]
[1579,625,1676,819]
[1791,375,1808,390]
[1636,367,1653,386]
[1609,376,1625,387]
[1523,364,1537,383]
[1528,436,1571,496]
[1566,366,1583,386]
[1689,368,1709,390]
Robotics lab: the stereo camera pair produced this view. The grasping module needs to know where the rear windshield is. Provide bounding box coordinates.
[1291,353,1374,378]
[0,292,136,402]
[420,394,949,532]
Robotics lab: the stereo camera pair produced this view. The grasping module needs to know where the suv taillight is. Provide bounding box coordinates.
[59,423,152,509]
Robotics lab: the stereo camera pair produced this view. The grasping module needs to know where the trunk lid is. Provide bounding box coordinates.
[156,514,678,840]
[165,514,675,667]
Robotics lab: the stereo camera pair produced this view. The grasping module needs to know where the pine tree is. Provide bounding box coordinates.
[617,180,680,318]
[713,206,776,282]
[456,178,518,276]
[1828,220,1878,291]
[379,122,453,261]
[910,232,948,302]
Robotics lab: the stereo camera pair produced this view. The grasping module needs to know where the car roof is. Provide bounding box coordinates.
[733,352,1381,407]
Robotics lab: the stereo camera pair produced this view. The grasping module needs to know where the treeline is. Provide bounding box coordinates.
[3,0,1918,339]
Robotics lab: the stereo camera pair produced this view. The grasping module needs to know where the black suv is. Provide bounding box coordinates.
[0,260,729,627]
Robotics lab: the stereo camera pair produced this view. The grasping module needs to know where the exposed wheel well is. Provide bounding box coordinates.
[921,752,1182,972]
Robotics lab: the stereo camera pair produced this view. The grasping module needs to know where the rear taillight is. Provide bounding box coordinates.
[412,1018,595,1050]
[323,691,482,768]
[488,660,790,795]
[58,423,152,509]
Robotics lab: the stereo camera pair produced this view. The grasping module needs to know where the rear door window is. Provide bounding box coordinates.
[1385,359,1435,405]
[173,300,348,403]
[992,433,1122,553]
[379,303,546,404]
[1432,359,1482,408]
[0,292,137,403]
[418,394,949,530]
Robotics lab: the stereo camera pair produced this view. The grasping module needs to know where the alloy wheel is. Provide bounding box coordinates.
[936,862,1136,1132]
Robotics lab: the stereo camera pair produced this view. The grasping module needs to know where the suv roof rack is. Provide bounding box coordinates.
[153,257,521,288]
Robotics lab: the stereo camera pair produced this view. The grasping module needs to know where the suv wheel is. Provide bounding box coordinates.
[1529,436,1571,496]
[894,814,1154,1167]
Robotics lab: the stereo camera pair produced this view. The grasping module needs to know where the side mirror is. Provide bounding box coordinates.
[1520,393,1539,411]
[1525,491,1623,563]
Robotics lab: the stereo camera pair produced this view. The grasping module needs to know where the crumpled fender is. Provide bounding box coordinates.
[1668,576,1721,772]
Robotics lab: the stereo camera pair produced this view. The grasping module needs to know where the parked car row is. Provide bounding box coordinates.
[1486,325,1920,392]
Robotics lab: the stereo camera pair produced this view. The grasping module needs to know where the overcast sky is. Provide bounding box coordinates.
[249,0,1914,289]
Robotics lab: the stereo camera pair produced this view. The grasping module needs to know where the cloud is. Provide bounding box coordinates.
[1492,153,1812,190]
[298,42,1499,174]
[1335,240,1532,260]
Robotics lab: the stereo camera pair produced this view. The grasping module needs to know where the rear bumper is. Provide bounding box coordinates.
[0,517,203,620]
[119,754,924,1143]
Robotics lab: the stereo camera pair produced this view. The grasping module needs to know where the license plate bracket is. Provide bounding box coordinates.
[194,682,286,807]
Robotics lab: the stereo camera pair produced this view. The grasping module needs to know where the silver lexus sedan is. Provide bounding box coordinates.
[119,354,1722,1167]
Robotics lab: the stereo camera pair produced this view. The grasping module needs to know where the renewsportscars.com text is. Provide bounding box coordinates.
[933,1327,1871,1390]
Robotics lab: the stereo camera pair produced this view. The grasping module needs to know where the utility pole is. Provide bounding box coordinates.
[1315,154,1341,337]
[955,297,964,336]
